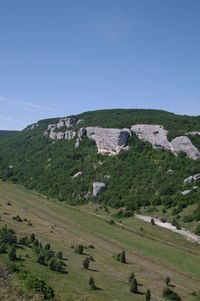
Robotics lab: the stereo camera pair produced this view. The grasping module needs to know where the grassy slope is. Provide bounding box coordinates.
[0,181,200,300]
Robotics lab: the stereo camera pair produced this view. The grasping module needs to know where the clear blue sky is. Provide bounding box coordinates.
[0,0,200,130]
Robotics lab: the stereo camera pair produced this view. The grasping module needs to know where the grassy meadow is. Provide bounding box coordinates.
[0,181,200,300]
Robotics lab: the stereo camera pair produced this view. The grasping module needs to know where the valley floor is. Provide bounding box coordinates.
[0,181,200,300]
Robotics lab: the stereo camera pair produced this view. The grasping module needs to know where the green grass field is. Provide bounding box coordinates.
[0,181,200,301]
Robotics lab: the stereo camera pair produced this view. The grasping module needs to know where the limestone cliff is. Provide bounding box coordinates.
[43,120,200,159]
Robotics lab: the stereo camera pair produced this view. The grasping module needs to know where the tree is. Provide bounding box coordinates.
[75,245,84,254]
[165,276,170,286]
[89,276,96,290]
[9,246,17,261]
[145,289,151,301]
[30,233,35,243]
[151,218,155,225]
[162,287,181,300]
[45,243,51,250]
[83,257,90,269]
[128,272,135,284]
[37,255,45,265]
[120,250,126,263]
[56,251,63,259]
[130,278,138,293]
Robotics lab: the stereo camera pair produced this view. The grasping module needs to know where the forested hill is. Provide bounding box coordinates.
[0,109,200,224]
[0,130,18,139]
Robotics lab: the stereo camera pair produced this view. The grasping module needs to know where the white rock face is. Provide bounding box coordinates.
[180,190,192,195]
[43,119,200,159]
[44,118,80,141]
[184,174,200,184]
[86,127,130,155]
[131,124,170,149]
[64,130,76,140]
[93,182,106,196]
[170,136,200,159]
[131,124,200,159]
[72,171,82,178]
[186,131,200,136]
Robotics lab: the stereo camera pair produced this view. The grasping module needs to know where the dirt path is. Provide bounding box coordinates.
[136,214,200,244]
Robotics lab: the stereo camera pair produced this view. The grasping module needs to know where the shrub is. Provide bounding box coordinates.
[162,287,181,300]
[75,245,84,254]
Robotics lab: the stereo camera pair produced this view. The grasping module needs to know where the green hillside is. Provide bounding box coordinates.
[0,130,19,139]
[1,180,200,301]
[0,109,200,232]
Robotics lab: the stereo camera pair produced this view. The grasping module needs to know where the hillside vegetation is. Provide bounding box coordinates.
[1,181,200,300]
[0,109,200,232]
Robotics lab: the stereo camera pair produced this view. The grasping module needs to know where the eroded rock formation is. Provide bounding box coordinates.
[86,127,130,155]
[43,119,200,159]
[93,182,106,196]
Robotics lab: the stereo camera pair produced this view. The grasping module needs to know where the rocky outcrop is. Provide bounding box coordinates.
[186,131,200,136]
[86,127,130,155]
[131,124,200,159]
[180,190,192,195]
[183,174,200,184]
[131,124,170,149]
[72,171,82,178]
[44,118,80,140]
[93,182,106,196]
[170,136,200,159]
[43,119,200,159]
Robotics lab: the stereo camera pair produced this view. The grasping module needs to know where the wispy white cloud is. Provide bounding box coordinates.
[0,115,24,126]
[0,97,57,112]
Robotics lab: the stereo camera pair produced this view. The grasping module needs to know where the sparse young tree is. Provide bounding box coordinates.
[145,289,151,301]
[45,243,51,250]
[9,246,17,261]
[30,233,35,243]
[128,272,135,284]
[89,276,96,290]
[75,245,84,254]
[120,250,126,263]
[56,251,63,259]
[165,276,170,286]
[151,218,155,225]
[83,257,90,269]
[37,255,45,265]
[130,278,138,293]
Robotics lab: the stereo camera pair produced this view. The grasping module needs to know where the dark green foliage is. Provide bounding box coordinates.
[195,224,200,236]
[9,246,17,261]
[83,257,90,269]
[29,233,35,243]
[13,215,23,222]
[18,271,55,299]
[0,225,17,245]
[37,255,46,265]
[165,276,171,286]
[45,243,51,250]
[130,278,138,293]
[151,218,155,225]
[56,251,63,259]
[172,218,181,230]
[120,250,126,263]
[162,287,181,300]
[115,250,126,263]
[19,236,29,246]
[182,215,193,223]
[49,258,63,273]
[128,272,135,284]
[145,289,151,301]
[89,276,96,290]
[1,109,200,221]
[75,244,84,254]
